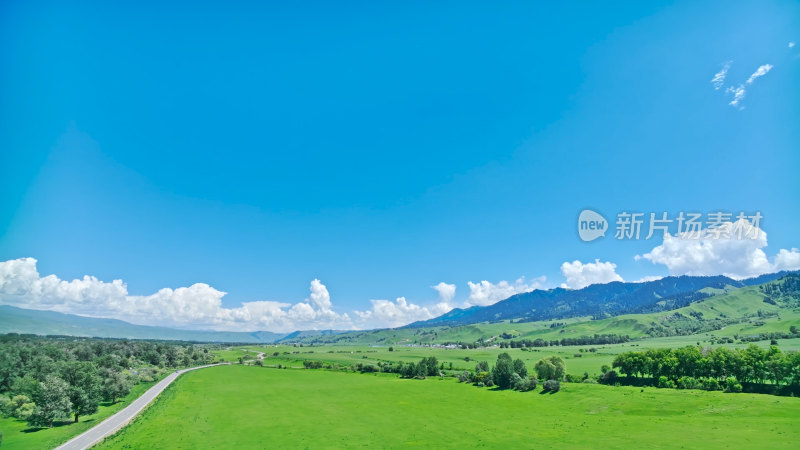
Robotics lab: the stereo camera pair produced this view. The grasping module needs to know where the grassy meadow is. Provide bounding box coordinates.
[221,335,800,377]
[97,364,800,449]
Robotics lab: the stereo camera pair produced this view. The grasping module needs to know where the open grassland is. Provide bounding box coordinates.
[223,336,800,377]
[0,379,159,450]
[98,364,800,449]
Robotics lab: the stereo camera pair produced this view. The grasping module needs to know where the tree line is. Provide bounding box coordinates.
[603,344,800,395]
[498,334,630,348]
[0,334,219,427]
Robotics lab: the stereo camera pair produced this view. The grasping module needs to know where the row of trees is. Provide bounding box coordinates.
[499,334,630,348]
[607,345,800,393]
[0,334,218,427]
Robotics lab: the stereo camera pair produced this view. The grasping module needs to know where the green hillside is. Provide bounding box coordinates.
[290,275,800,346]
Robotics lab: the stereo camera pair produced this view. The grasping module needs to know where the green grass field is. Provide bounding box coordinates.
[0,379,160,450]
[219,335,800,378]
[97,365,800,449]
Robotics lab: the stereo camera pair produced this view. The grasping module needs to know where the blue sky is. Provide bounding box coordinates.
[1,0,799,331]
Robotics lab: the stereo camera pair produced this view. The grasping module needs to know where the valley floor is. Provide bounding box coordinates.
[97,364,800,449]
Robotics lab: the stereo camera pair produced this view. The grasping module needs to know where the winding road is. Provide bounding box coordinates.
[55,363,229,450]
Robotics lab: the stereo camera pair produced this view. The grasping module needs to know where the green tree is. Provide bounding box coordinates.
[513,358,527,377]
[10,375,40,399]
[2,394,34,419]
[475,361,489,373]
[535,356,566,381]
[492,353,514,389]
[424,357,439,376]
[60,361,102,422]
[102,371,133,404]
[28,376,72,428]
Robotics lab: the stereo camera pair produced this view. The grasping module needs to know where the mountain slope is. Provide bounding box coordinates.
[408,271,797,328]
[289,274,800,345]
[0,305,288,343]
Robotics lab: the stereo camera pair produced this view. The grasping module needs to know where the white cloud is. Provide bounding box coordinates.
[465,276,545,307]
[354,296,450,328]
[746,64,773,84]
[431,282,456,304]
[711,62,730,90]
[0,258,352,332]
[789,42,796,48]
[726,84,746,108]
[637,219,799,279]
[560,259,623,289]
[635,275,664,283]
[718,63,773,109]
[774,248,800,272]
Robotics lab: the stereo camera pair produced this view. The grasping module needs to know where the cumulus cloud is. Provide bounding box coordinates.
[431,282,456,304]
[354,296,451,328]
[560,259,623,289]
[465,276,545,307]
[636,219,800,279]
[0,258,351,332]
[711,62,730,90]
[773,248,800,272]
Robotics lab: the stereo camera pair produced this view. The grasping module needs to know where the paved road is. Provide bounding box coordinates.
[55,363,228,450]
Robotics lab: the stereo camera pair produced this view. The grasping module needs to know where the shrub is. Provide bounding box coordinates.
[0,397,12,417]
[564,374,583,383]
[724,376,743,393]
[542,380,561,392]
[513,375,536,392]
[473,371,490,385]
[677,376,701,390]
[702,378,720,391]
[458,371,471,383]
[510,373,523,388]
[657,376,675,389]
[303,360,323,369]
[582,378,597,384]
[598,370,618,385]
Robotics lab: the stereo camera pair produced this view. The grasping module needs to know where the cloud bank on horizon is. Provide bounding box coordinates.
[1,220,798,332]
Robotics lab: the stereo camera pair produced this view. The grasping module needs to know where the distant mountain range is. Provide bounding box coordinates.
[0,305,342,343]
[1,271,796,343]
[406,271,797,328]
